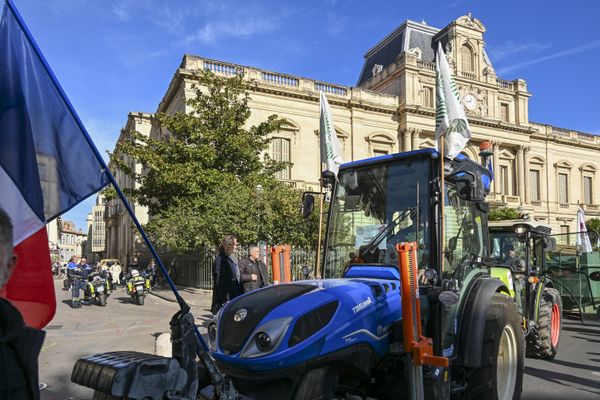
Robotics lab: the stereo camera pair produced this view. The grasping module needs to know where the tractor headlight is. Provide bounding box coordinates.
[255,332,272,351]
[240,317,293,359]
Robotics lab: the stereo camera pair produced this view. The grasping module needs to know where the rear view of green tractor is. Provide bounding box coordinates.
[489,220,562,359]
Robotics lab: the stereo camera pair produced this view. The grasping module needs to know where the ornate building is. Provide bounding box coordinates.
[108,14,599,261]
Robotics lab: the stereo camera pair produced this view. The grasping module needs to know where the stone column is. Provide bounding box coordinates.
[492,140,501,194]
[402,129,412,151]
[523,146,530,203]
[517,146,525,200]
[411,128,420,151]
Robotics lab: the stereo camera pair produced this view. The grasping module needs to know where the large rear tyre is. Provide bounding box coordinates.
[98,293,107,307]
[136,294,145,306]
[293,366,336,400]
[526,287,562,359]
[465,293,525,400]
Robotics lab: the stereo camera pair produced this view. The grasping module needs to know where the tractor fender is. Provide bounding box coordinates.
[457,277,510,368]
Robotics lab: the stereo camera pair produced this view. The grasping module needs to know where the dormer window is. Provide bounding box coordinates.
[372,64,383,76]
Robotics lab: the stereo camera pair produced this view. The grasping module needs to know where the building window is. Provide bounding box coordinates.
[560,225,570,245]
[584,176,593,204]
[500,165,509,195]
[460,45,473,72]
[423,86,434,108]
[500,103,509,122]
[271,137,290,180]
[558,173,569,204]
[530,170,541,201]
[373,149,389,157]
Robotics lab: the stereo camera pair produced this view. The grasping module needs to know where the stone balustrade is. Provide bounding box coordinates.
[496,78,514,90]
[416,60,435,71]
[261,71,299,87]
[315,82,348,96]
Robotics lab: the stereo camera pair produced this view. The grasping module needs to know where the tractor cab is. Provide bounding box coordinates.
[322,149,494,363]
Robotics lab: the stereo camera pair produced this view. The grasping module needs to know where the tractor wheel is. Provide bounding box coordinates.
[98,293,107,307]
[526,288,562,359]
[293,366,337,400]
[136,294,145,306]
[465,293,524,400]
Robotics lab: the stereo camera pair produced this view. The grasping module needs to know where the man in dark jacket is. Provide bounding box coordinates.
[210,235,243,314]
[239,246,269,293]
[0,208,45,400]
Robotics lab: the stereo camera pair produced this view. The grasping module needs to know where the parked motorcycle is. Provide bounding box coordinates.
[126,269,150,306]
[83,271,113,306]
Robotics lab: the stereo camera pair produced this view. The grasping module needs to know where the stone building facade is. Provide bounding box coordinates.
[108,14,599,261]
[105,114,150,267]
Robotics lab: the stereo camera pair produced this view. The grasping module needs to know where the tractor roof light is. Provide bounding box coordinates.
[514,224,528,235]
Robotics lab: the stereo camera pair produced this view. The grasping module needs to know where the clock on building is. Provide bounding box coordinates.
[463,94,477,110]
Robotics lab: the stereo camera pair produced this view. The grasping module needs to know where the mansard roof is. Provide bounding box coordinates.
[357,20,439,86]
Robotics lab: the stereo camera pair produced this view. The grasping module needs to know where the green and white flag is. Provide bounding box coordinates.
[320,91,343,176]
[435,42,471,159]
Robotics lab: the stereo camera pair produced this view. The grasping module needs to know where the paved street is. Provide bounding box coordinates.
[522,317,600,400]
[39,279,600,399]
[39,279,212,400]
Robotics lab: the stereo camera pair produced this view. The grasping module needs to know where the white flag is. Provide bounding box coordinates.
[435,42,471,159]
[319,91,343,176]
[577,207,593,253]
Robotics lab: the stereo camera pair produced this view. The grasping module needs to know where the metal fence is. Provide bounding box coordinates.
[158,245,316,289]
[545,232,600,315]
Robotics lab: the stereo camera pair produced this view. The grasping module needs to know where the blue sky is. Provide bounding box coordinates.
[10,0,600,229]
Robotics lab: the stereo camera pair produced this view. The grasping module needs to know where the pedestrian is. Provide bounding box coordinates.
[110,261,121,286]
[146,259,158,288]
[239,245,269,293]
[210,235,243,314]
[0,207,45,400]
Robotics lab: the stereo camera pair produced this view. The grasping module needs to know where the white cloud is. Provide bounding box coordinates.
[112,4,130,22]
[487,41,552,63]
[497,40,600,74]
[187,15,279,45]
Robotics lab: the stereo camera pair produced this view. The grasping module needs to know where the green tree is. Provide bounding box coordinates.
[488,207,520,221]
[586,218,600,246]
[108,70,319,251]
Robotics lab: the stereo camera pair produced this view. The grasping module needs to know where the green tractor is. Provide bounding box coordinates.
[488,220,562,359]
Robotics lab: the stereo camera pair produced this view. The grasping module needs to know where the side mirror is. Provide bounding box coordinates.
[590,271,600,282]
[302,194,315,218]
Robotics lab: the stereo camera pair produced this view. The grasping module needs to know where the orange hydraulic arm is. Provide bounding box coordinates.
[397,242,448,368]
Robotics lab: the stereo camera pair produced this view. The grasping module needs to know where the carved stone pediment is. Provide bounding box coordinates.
[455,14,485,32]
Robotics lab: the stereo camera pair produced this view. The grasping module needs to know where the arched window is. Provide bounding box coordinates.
[461,45,474,72]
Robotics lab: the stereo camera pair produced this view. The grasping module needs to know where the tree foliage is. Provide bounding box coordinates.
[109,70,319,251]
[488,207,520,221]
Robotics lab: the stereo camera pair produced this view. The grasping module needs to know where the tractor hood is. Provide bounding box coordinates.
[209,267,402,372]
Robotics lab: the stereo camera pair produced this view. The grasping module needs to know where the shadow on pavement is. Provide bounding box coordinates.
[524,366,600,397]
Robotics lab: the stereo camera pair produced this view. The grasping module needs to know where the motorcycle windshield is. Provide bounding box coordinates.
[323,156,432,278]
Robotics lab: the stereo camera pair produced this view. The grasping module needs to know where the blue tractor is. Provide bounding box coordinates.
[71,148,525,400]
[206,149,524,399]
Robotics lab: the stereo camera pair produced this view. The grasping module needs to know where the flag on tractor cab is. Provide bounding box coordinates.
[319,91,343,177]
[435,42,471,159]
[0,1,109,328]
[576,207,593,253]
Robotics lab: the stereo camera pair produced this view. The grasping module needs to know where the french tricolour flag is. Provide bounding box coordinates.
[0,1,109,328]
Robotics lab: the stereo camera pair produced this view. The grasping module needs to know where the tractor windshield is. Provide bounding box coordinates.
[323,156,431,278]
